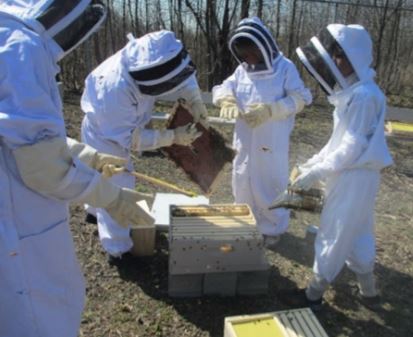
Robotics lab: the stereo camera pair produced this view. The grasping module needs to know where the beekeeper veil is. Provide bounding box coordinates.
[0,0,107,60]
[127,30,197,97]
[229,17,281,74]
[296,24,374,95]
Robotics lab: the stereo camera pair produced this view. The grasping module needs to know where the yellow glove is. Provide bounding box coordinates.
[218,96,240,120]
[66,137,126,177]
[241,103,272,128]
[289,165,300,184]
[242,93,306,128]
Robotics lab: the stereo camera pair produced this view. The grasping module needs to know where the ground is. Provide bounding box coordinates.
[64,93,413,337]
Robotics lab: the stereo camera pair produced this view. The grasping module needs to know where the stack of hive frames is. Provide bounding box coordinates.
[168,204,269,297]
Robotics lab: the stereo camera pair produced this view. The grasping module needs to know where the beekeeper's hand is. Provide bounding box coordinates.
[291,170,322,191]
[289,165,301,183]
[66,137,126,176]
[242,93,305,128]
[173,123,202,146]
[217,96,240,120]
[77,177,154,228]
[104,187,155,228]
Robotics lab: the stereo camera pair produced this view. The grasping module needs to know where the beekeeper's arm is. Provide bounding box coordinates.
[13,137,153,227]
[293,94,377,190]
[174,75,209,127]
[242,62,313,128]
[130,124,202,152]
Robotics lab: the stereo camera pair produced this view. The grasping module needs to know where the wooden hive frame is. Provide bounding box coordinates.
[162,101,235,195]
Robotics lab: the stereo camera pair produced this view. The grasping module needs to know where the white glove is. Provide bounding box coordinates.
[66,137,126,177]
[75,176,154,228]
[291,170,322,191]
[178,87,209,127]
[242,93,305,128]
[103,187,155,228]
[173,123,202,146]
[217,96,240,120]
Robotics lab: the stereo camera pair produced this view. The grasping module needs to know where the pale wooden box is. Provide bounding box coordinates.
[169,204,268,275]
[224,308,329,337]
[130,200,156,257]
[168,204,269,297]
[130,225,155,257]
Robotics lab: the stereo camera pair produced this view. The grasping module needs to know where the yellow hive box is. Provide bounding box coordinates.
[224,308,329,337]
[385,121,413,140]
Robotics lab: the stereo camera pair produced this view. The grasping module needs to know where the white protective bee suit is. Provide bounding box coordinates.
[212,17,312,236]
[0,1,154,336]
[81,30,207,257]
[294,24,393,299]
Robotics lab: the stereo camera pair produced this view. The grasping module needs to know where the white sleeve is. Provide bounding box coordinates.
[311,94,378,176]
[131,127,174,151]
[283,60,313,108]
[82,75,153,151]
[13,136,108,203]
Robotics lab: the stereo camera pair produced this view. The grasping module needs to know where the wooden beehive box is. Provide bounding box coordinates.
[224,308,329,337]
[169,204,268,275]
[168,204,269,297]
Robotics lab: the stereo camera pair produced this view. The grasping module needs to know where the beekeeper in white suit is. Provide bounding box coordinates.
[212,17,312,247]
[285,24,393,310]
[80,30,208,261]
[0,1,155,336]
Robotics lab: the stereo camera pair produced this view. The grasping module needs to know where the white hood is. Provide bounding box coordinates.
[328,24,375,84]
[229,16,281,75]
[0,0,106,60]
[126,30,196,96]
[296,24,375,95]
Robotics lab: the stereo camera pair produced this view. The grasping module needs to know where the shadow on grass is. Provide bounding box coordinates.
[114,232,412,337]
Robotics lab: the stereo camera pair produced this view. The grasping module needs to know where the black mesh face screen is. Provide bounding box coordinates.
[317,28,357,80]
[300,40,338,92]
[137,63,196,96]
[53,4,104,52]
[232,37,265,65]
[36,0,82,30]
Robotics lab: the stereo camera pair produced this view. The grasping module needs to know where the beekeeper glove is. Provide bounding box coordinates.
[173,123,202,146]
[66,137,126,177]
[100,186,155,228]
[291,169,322,191]
[289,165,301,183]
[178,87,209,128]
[77,177,154,228]
[217,95,240,120]
[242,93,305,128]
